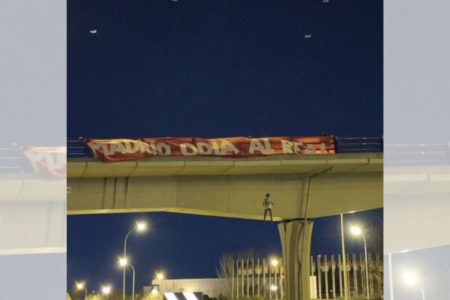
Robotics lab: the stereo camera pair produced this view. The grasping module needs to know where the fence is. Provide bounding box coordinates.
[385,141,450,165]
[311,253,383,300]
[228,253,383,300]
[231,257,284,300]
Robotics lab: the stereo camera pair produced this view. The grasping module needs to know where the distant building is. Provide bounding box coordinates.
[144,278,228,299]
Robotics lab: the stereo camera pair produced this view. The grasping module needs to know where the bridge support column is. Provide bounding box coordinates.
[278,220,314,300]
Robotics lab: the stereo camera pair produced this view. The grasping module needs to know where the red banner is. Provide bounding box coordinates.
[14,145,67,178]
[82,136,335,162]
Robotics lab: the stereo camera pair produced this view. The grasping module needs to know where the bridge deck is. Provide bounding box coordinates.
[68,153,383,178]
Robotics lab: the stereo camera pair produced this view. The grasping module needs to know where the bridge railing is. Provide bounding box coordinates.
[0,145,24,173]
[385,142,450,165]
[67,138,91,158]
[334,136,383,153]
[12,138,450,167]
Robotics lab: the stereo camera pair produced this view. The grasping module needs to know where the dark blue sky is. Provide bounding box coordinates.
[68,0,383,295]
[68,0,382,138]
[68,209,383,293]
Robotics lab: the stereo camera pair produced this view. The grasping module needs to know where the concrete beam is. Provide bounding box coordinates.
[68,153,383,178]
[68,172,382,219]
[67,154,382,219]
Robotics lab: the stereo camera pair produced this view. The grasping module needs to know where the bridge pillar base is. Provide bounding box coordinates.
[278,220,314,300]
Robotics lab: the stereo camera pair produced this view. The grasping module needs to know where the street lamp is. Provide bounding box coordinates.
[270,258,279,268]
[118,257,137,300]
[155,271,165,281]
[75,281,87,300]
[151,287,159,296]
[101,285,112,300]
[350,224,370,300]
[118,257,129,268]
[403,270,426,300]
[136,221,148,233]
[122,220,148,300]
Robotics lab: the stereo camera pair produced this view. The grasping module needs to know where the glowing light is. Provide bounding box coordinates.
[403,271,419,286]
[75,281,85,290]
[156,272,165,280]
[270,285,278,292]
[151,288,159,295]
[136,221,148,233]
[118,257,129,267]
[350,225,363,236]
[270,258,280,267]
[164,292,178,300]
[101,285,112,295]
[183,292,198,300]
[89,29,97,34]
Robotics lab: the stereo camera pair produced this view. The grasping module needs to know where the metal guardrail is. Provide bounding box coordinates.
[0,146,23,172]
[335,136,383,153]
[6,137,450,170]
[67,139,91,158]
[385,142,450,165]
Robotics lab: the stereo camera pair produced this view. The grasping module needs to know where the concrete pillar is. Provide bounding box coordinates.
[278,220,314,300]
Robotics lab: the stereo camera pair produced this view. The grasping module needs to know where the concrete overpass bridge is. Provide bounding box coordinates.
[67,153,382,218]
[68,149,382,300]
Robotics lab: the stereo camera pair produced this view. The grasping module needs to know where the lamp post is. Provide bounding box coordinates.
[75,281,87,300]
[119,257,137,300]
[350,224,370,299]
[403,271,426,300]
[101,285,112,300]
[122,220,148,300]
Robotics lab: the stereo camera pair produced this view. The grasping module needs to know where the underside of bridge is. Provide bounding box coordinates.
[68,153,382,218]
[68,153,383,300]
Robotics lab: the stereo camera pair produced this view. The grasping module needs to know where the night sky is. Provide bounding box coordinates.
[68,0,383,295]
[68,0,382,138]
